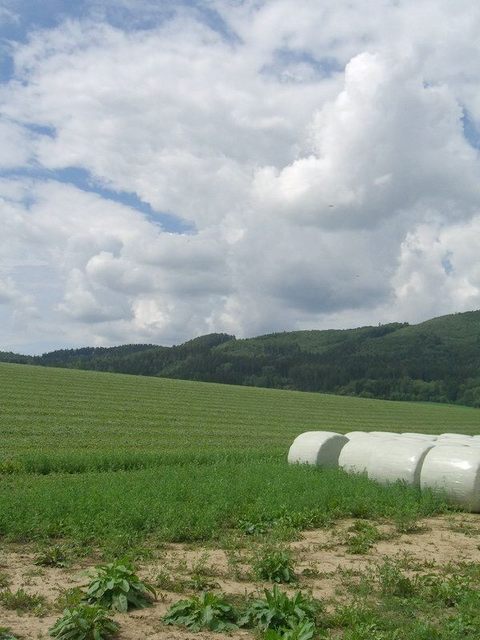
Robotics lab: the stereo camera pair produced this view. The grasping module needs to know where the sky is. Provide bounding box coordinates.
[1,0,480,354]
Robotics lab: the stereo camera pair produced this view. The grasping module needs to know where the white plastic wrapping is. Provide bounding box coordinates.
[338,436,381,474]
[435,441,469,447]
[366,439,434,487]
[420,445,480,512]
[437,437,474,447]
[287,431,348,467]
[370,431,399,437]
[345,431,371,439]
[402,433,437,441]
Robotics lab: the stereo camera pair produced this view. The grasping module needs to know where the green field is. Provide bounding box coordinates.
[1,362,479,548]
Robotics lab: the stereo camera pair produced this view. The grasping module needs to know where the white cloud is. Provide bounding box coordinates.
[1,1,480,352]
[393,217,480,321]
[0,118,35,168]
[254,52,479,228]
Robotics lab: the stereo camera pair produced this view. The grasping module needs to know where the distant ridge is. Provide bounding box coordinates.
[2,310,480,408]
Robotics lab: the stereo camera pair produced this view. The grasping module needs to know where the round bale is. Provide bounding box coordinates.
[402,433,437,441]
[370,431,399,437]
[436,435,474,446]
[420,445,480,512]
[287,431,348,467]
[366,439,434,487]
[345,431,373,440]
[338,435,384,475]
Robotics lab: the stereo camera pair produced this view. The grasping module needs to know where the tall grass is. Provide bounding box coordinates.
[0,462,447,546]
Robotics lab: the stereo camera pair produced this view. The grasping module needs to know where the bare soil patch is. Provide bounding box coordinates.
[1,513,480,638]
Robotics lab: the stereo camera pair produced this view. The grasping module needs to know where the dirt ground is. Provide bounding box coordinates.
[2,514,480,639]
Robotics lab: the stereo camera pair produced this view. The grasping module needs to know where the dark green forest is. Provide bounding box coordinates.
[3,310,480,407]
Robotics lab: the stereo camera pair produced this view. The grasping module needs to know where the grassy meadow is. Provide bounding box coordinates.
[1,361,479,549]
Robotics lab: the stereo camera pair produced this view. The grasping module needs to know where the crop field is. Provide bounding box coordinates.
[1,361,479,548]
[2,362,480,639]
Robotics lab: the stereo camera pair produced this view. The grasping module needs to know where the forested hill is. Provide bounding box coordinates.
[2,310,480,407]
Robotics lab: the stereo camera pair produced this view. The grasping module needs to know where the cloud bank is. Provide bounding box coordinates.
[1,0,480,352]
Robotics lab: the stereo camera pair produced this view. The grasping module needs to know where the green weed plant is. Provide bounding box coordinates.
[163,591,238,631]
[253,546,296,583]
[0,588,47,615]
[49,604,119,640]
[239,585,320,632]
[86,561,155,612]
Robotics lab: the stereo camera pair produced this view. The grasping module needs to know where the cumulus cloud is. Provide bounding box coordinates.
[393,217,480,320]
[254,52,479,228]
[1,0,480,352]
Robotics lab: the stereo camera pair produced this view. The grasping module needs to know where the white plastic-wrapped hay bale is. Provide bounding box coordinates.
[287,431,348,467]
[437,435,473,446]
[370,431,399,437]
[366,439,434,487]
[402,433,437,441]
[345,431,371,440]
[434,441,469,447]
[420,445,480,512]
[438,433,473,440]
[338,435,385,474]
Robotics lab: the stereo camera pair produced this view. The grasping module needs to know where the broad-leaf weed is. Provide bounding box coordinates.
[263,619,316,640]
[253,546,296,583]
[239,585,321,632]
[86,560,156,612]
[49,604,119,640]
[164,591,238,631]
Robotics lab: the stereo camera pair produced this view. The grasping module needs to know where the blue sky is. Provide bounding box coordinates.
[0,0,233,235]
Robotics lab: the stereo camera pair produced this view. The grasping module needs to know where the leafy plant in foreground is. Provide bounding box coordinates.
[86,560,156,612]
[253,546,296,583]
[49,604,119,640]
[163,591,238,631]
[240,585,320,632]
[263,619,316,640]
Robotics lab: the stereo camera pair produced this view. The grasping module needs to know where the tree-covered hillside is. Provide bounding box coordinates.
[2,310,480,407]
